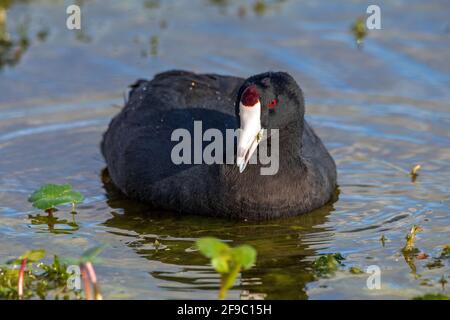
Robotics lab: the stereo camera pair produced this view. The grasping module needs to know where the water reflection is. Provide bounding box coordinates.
[28,212,79,234]
[101,169,337,299]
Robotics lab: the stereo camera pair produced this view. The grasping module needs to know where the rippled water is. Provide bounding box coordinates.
[0,0,449,299]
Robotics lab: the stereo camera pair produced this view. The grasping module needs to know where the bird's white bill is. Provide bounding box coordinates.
[237,101,262,173]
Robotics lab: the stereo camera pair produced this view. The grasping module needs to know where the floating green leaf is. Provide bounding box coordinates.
[28,184,84,211]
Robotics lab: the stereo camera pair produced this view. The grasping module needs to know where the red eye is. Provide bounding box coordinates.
[268,98,277,109]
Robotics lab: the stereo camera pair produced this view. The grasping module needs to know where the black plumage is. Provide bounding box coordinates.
[101,70,337,219]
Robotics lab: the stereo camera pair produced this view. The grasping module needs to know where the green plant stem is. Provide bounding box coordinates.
[17,258,27,299]
[219,263,241,300]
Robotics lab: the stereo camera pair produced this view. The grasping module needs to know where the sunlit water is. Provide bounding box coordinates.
[0,0,449,299]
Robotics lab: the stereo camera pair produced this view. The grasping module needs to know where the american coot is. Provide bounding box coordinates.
[101,70,337,219]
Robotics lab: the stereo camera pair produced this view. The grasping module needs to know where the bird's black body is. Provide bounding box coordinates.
[101,70,337,219]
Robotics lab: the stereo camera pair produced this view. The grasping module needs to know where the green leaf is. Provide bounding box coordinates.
[22,249,46,262]
[211,256,229,274]
[195,237,258,299]
[28,184,84,211]
[196,237,230,258]
[81,244,106,263]
[231,245,257,270]
[6,249,46,265]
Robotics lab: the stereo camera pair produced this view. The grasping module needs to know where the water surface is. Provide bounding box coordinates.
[0,0,449,299]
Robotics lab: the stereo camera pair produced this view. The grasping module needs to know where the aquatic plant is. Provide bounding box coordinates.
[402,225,422,254]
[196,237,256,300]
[349,266,364,274]
[63,245,106,300]
[350,17,367,47]
[6,249,45,299]
[150,35,158,56]
[1,250,80,300]
[380,234,386,247]
[253,0,266,16]
[28,184,84,213]
[410,164,422,182]
[440,245,450,259]
[312,253,345,277]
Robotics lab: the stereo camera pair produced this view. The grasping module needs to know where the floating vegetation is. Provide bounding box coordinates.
[0,246,105,300]
[350,17,367,48]
[143,0,160,9]
[349,266,364,274]
[150,35,159,56]
[28,184,84,213]
[402,225,422,254]
[380,234,386,247]
[440,245,450,259]
[312,253,345,277]
[7,249,45,299]
[426,259,444,269]
[412,293,450,300]
[196,237,256,300]
[63,245,106,300]
[410,164,422,182]
[253,0,266,16]
[0,250,81,300]
[154,239,161,250]
[208,0,230,7]
[36,27,50,42]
